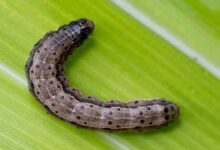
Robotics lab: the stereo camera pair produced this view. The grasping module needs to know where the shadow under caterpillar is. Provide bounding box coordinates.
[25,18,179,131]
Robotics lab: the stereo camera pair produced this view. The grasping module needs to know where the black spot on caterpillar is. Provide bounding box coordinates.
[25,18,179,131]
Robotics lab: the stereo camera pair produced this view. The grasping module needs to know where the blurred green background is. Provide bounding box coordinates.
[1,0,220,149]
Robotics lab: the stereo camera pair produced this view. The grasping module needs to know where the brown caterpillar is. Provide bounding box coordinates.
[25,18,179,131]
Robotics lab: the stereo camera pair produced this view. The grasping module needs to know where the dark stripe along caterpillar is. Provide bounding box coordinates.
[25,18,179,131]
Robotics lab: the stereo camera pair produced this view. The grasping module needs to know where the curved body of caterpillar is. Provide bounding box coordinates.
[25,18,179,131]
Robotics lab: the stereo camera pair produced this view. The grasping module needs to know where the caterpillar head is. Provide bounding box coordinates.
[77,18,95,35]
[69,18,95,41]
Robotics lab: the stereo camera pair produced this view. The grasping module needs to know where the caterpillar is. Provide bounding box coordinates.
[25,18,179,131]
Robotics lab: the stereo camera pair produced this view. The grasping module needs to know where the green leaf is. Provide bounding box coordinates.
[0,0,220,149]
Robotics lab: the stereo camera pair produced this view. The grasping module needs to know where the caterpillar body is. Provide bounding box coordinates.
[25,18,179,131]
